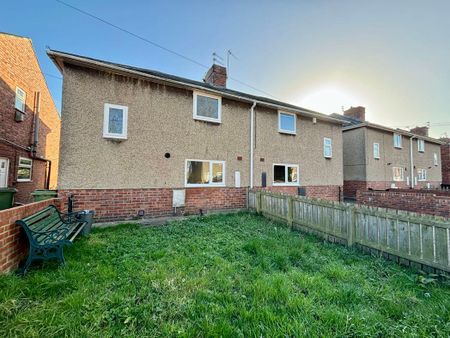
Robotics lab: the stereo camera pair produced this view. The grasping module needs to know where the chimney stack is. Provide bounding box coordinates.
[343,106,366,122]
[204,64,227,88]
[410,126,429,137]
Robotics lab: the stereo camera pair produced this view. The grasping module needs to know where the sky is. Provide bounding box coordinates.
[1,0,449,138]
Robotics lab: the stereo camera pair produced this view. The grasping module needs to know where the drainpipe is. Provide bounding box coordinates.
[409,135,415,188]
[30,91,51,190]
[249,101,257,188]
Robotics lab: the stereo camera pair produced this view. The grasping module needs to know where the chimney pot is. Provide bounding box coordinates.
[343,106,366,122]
[204,64,227,87]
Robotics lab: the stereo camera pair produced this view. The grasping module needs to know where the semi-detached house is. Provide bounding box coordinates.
[48,49,343,221]
[332,107,443,198]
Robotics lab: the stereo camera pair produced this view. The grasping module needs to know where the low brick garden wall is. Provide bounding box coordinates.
[357,190,449,218]
[58,187,248,222]
[255,185,342,201]
[0,198,62,273]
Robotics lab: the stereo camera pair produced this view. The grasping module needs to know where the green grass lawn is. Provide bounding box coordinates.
[1,212,449,337]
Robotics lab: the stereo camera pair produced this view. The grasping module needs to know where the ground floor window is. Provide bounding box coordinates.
[185,160,225,187]
[17,157,32,182]
[273,164,299,185]
[392,167,404,181]
[417,169,427,181]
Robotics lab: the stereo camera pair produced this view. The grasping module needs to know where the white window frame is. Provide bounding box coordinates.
[373,142,380,159]
[0,158,9,188]
[193,91,222,123]
[17,157,32,182]
[323,138,332,158]
[103,103,128,140]
[417,168,427,181]
[392,167,404,182]
[273,163,299,186]
[185,159,226,187]
[434,153,438,166]
[417,139,425,152]
[393,133,402,148]
[278,111,297,135]
[15,86,26,112]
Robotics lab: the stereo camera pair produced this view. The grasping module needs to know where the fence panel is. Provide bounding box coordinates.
[248,189,450,273]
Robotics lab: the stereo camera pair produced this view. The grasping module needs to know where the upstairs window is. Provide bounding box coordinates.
[278,111,296,135]
[392,167,404,181]
[417,169,427,181]
[103,103,128,139]
[186,160,225,187]
[17,157,32,182]
[15,87,26,112]
[417,139,425,152]
[273,164,299,186]
[323,138,332,158]
[193,92,221,123]
[393,133,402,148]
[434,153,438,166]
[373,142,380,159]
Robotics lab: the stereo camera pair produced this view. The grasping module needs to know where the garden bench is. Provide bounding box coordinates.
[16,205,87,274]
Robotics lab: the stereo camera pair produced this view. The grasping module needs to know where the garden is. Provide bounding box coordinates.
[1,212,449,337]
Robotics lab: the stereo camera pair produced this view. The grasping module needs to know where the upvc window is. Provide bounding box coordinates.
[193,91,221,123]
[373,142,380,159]
[185,160,225,187]
[273,164,299,186]
[417,139,425,152]
[278,111,296,135]
[17,157,32,182]
[323,138,332,158]
[103,103,128,139]
[15,87,26,112]
[392,167,404,181]
[417,169,427,181]
[434,153,438,166]
[393,133,402,148]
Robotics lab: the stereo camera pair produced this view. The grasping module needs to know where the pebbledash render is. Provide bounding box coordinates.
[48,49,343,221]
[332,107,443,198]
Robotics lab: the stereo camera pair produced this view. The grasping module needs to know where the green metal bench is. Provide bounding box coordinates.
[16,205,87,274]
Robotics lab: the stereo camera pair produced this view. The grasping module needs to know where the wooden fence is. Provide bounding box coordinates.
[248,190,450,273]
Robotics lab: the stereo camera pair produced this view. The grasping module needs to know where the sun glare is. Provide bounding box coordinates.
[295,86,361,115]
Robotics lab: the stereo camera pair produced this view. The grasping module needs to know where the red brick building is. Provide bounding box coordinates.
[0,33,60,204]
[441,138,450,187]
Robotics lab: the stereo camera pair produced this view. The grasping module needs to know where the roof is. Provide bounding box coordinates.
[331,113,443,145]
[46,49,343,125]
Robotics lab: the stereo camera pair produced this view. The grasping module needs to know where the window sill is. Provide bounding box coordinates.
[103,135,127,140]
[193,116,221,124]
[324,156,332,159]
[185,184,226,188]
[394,146,402,149]
[273,183,299,187]
[278,130,296,135]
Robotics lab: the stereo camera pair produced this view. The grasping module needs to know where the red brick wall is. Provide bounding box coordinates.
[441,143,450,185]
[0,33,60,200]
[0,198,62,273]
[356,190,449,218]
[58,187,248,222]
[343,180,432,198]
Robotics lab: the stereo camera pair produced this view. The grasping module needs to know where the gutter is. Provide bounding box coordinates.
[249,101,257,188]
[46,49,343,125]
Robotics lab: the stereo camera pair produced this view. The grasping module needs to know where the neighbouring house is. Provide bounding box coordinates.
[0,33,60,204]
[47,49,344,221]
[332,107,443,198]
[441,137,450,188]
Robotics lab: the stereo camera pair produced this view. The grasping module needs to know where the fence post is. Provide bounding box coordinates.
[287,195,294,228]
[347,207,356,247]
[256,190,262,214]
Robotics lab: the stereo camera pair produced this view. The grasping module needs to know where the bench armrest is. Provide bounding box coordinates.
[57,211,84,224]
